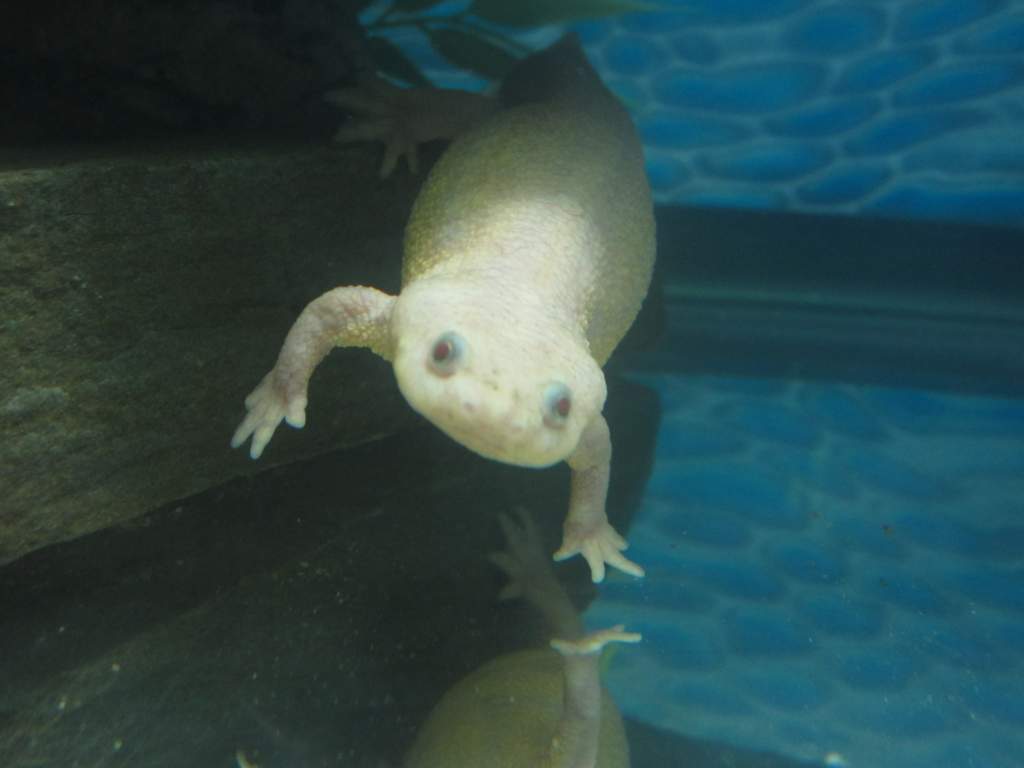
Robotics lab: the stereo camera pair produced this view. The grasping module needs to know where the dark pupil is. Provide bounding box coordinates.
[556,397,571,417]
[433,340,452,362]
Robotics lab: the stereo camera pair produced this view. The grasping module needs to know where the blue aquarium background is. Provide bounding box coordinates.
[587,373,1024,768]
[367,2,1024,767]
[366,0,1024,228]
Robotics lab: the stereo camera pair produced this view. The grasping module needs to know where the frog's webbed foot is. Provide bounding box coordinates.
[230,368,308,459]
[553,518,644,584]
[326,75,421,177]
[325,75,497,178]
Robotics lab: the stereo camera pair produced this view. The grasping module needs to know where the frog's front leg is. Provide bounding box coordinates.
[231,286,395,459]
[553,415,645,583]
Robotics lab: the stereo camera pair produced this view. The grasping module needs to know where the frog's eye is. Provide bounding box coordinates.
[428,331,465,377]
[542,382,572,428]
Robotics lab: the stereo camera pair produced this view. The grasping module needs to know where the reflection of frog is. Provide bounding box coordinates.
[404,509,640,768]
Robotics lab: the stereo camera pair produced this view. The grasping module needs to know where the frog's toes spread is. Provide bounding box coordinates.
[326,75,421,176]
[230,370,308,459]
[554,520,644,584]
[326,74,496,178]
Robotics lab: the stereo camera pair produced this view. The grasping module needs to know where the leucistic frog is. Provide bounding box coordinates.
[231,36,655,583]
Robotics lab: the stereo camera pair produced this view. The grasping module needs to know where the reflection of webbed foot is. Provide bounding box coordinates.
[550,625,641,657]
[488,507,560,603]
[554,519,644,584]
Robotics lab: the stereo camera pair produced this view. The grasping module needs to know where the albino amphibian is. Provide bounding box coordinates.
[231,35,656,582]
[404,508,639,768]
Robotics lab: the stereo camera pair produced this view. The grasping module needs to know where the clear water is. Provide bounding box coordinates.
[587,372,1024,768]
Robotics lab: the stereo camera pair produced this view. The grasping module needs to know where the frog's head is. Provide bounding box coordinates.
[390,279,605,467]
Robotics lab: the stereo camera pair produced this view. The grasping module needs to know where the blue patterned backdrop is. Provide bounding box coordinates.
[361,4,1024,766]
[369,0,1024,228]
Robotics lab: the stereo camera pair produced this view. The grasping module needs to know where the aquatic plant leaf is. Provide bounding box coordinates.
[343,0,380,13]
[392,0,445,12]
[426,27,519,81]
[469,0,657,28]
[599,639,621,677]
[367,35,432,86]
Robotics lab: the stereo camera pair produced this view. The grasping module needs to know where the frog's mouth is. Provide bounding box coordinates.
[434,417,566,469]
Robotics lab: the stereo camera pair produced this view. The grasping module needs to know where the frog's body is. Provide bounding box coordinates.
[393,55,654,470]
[405,649,628,768]
[232,35,655,582]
